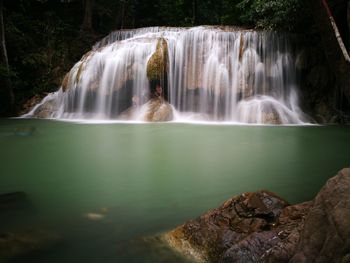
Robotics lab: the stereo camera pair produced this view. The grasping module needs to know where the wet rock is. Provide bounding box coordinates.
[147,38,168,81]
[0,230,59,262]
[261,111,281,125]
[290,168,350,263]
[165,168,350,262]
[119,97,174,122]
[61,72,70,92]
[19,94,48,116]
[31,98,58,118]
[164,190,297,262]
[144,98,174,122]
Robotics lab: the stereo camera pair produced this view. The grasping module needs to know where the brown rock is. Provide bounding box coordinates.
[19,94,48,116]
[164,168,350,263]
[147,38,168,81]
[144,98,173,122]
[164,190,298,262]
[61,72,70,92]
[290,168,350,263]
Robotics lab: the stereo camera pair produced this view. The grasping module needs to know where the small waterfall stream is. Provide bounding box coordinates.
[24,26,307,124]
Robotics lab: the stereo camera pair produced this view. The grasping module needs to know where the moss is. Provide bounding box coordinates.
[146,38,169,81]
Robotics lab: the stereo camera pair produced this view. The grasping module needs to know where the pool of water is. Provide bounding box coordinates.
[0,119,349,262]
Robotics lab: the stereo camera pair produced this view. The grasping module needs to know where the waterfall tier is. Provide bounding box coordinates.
[24,26,307,124]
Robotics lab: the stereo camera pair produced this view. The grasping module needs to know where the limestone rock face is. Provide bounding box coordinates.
[164,168,350,263]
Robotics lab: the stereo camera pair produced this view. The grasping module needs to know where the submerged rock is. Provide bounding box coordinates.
[83,207,109,221]
[14,127,36,137]
[164,168,350,263]
[0,230,59,262]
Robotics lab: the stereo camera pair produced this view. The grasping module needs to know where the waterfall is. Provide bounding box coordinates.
[23,26,307,124]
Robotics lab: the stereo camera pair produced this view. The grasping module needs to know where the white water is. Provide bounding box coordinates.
[24,26,308,124]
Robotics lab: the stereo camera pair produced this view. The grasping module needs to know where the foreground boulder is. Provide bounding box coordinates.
[164,168,350,263]
[290,168,350,263]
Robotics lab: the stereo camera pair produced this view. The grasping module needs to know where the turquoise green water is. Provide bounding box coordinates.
[0,119,349,262]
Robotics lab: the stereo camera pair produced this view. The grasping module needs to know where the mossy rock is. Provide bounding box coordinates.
[146,38,168,81]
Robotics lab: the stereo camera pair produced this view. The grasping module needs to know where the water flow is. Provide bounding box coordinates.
[24,26,307,124]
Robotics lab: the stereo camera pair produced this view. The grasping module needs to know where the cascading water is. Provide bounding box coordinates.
[23,26,308,124]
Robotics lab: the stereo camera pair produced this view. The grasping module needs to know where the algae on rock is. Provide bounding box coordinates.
[146,38,169,81]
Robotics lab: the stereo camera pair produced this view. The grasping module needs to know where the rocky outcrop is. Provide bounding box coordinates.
[164,168,350,263]
[147,38,168,81]
[30,98,58,118]
[290,168,350,263]
[18,94,48,116]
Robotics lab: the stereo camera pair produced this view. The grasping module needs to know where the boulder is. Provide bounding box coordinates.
[164,168,350,263]
[290,168,350,263]
[143,98,174,122]
[261,111,282,125]
[147,38,168,81]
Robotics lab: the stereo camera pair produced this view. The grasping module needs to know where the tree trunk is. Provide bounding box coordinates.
[0,0,14,115]
[81,0,93,33]
[309,0,350,109]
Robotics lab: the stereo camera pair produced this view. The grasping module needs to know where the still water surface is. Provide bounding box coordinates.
[0,119,349,262]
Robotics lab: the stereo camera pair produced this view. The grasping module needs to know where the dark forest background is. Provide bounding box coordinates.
[0,0,349,117]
